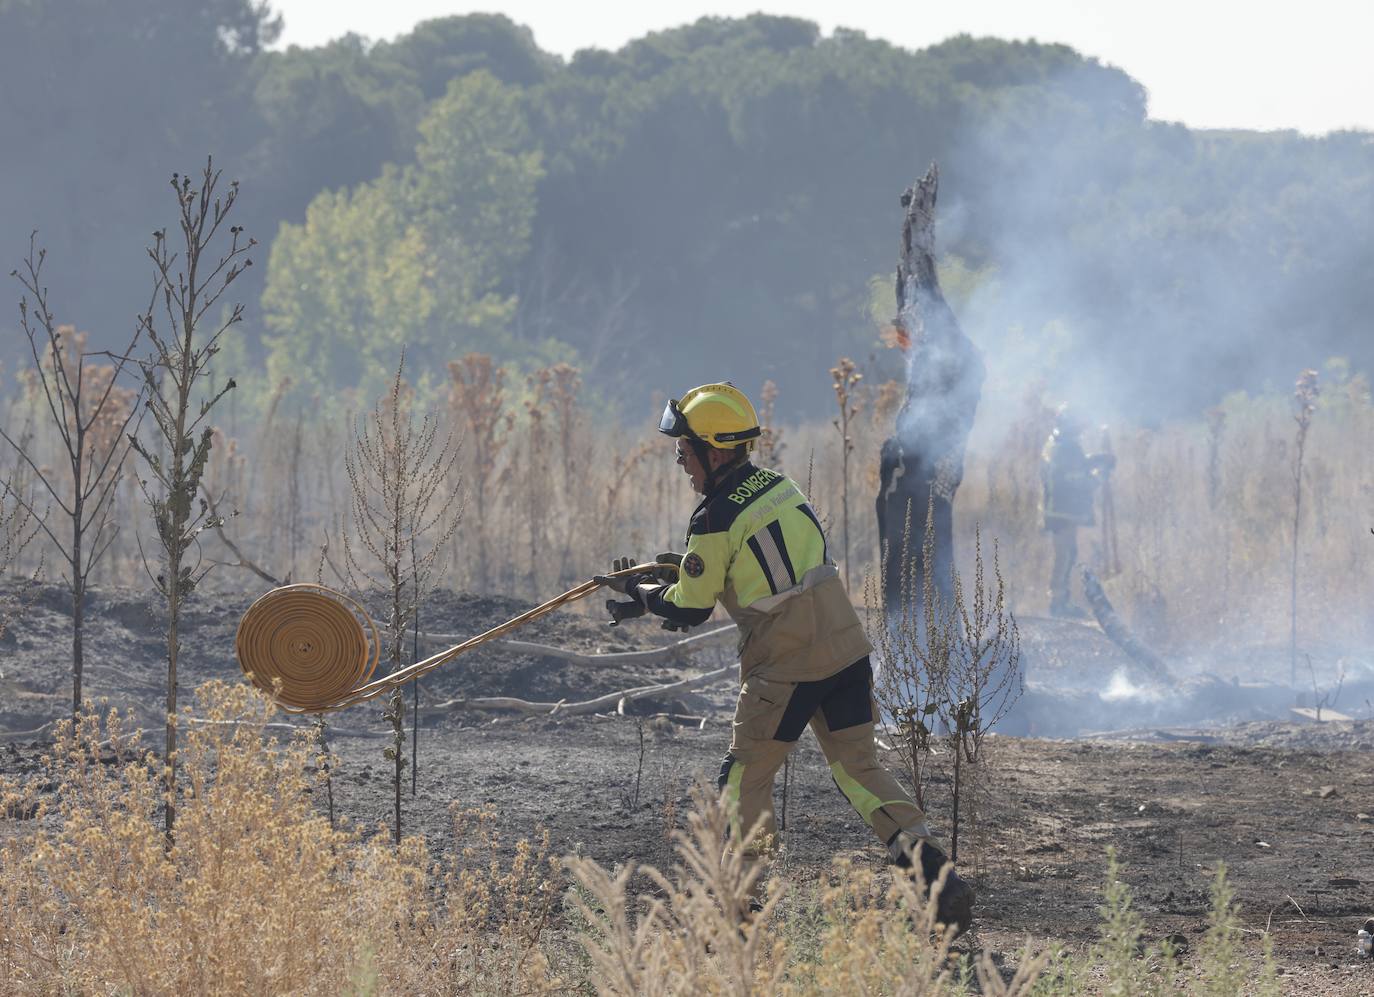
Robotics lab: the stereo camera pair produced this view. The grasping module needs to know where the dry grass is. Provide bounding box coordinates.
[0,683,424,993]
[955,376,1374,653]
[5,354,1370,656]
[0,682,563,995]
[0,681,1301,995]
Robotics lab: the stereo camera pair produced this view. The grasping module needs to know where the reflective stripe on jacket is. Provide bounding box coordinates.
[648,462,871,682]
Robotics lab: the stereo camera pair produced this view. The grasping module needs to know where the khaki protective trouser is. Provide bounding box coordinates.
[717,656,929,858]
[1047,523,1078,609]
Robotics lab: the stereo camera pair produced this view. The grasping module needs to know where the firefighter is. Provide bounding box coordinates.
[1041,406,1116,618]
[596,382,973,932]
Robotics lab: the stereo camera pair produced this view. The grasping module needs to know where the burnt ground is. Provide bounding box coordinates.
[2,578,1374,992]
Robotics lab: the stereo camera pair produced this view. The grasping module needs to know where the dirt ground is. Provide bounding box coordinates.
[2,578,1373,993]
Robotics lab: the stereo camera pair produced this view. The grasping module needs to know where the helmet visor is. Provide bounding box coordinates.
[658,399,688,437]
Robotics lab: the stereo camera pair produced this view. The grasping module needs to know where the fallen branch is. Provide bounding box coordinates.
[3,627,738,739]
[182,717,390,739]
[0,720,55,742]
[1081,567,1175,685]
[634,712,707,729]
[415,622,737,666]
[419,664,733,718]
[201,486,285,586]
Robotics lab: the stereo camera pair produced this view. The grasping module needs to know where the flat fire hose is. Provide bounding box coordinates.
[234,563,671,714]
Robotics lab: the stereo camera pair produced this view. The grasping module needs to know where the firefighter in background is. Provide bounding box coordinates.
[1042,405,1117,618]
[597,382,974,932]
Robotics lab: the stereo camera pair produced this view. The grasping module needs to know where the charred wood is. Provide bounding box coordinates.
[877,165,985,612]
[1081,567,1175,684]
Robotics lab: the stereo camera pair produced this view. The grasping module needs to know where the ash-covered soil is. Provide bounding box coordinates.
[3,578,1373,992]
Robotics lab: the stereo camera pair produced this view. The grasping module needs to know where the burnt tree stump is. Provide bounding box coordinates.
[876,165,985,612]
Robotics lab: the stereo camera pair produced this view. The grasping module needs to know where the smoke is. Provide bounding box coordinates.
[935,60,1374,438]
[1100,668,1166,704]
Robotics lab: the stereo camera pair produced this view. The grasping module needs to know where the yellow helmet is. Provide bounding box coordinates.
[658,382,761,451]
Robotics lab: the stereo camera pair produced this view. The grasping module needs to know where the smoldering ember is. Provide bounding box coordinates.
[2,8,1373,995]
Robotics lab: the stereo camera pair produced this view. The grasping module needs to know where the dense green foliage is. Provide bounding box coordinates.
[261,71,547,401]
[1,5,1370,417]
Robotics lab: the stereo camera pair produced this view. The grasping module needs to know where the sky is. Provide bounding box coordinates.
[270,0,1374,135]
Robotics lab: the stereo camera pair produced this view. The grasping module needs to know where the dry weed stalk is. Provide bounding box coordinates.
[0,465,44,640]
[600,439,656,560]
[830,357,863,589]
[548,362,582,497]
[1204,405,1226,511]
[783,858,1045,996]
[447,353,510,589]
[869,502,948,812]
[943,526,1022,863]
[4,686,1292,994]
[523,367,553,594]
[870,498,1021,862]
[33,338,1368,668]
[342,351,461,841]
[2,239,143,717]
[130,160,251,843]
[567,782,788,997]
[0,681,579,995]
[545,362,584,582]
[1289,368,1319,685]
[427,804,563,989]
[755,379,785,469]
[569,783,1048,996]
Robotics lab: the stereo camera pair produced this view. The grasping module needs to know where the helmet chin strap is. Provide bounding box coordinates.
[697,442,748,495]
[690,437,721,494]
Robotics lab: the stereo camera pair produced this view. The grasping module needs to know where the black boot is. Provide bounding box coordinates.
[890,836,974,935]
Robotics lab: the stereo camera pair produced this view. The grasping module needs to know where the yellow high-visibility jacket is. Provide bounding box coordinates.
[644,462,871,682]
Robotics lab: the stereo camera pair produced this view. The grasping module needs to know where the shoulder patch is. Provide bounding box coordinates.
[683,552,705,578]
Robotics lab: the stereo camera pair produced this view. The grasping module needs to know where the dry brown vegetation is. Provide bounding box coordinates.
[0,341,1362,991]
[5,352,1370,664]
[0,682,1297,995]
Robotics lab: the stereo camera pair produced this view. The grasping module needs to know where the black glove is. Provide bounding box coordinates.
[606,599,646,626]
[594,555,649,599]
[650,553,690,630]
[652,551,683,584]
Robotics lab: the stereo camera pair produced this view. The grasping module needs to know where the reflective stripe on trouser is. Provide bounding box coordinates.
[718,656,927,856]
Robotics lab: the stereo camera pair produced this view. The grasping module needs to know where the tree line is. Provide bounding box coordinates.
[2,2,1371,418]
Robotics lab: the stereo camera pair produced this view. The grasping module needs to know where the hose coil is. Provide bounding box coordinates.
[234,584,381,712]
[233,563,669,713]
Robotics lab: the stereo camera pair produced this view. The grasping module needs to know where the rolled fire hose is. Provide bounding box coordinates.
[234,563,671,714]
